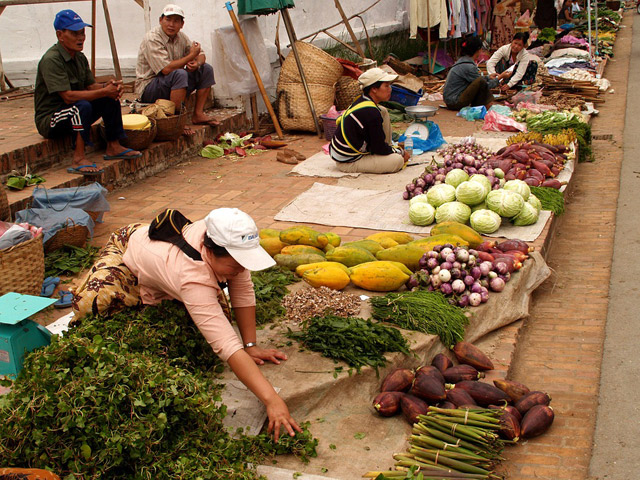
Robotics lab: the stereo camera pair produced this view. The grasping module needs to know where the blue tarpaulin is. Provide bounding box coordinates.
[32,182,110,222]
[15,207,95,244]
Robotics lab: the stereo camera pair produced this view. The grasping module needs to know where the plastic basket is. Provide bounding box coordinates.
[390,85,423,107]
[319,115,339,141]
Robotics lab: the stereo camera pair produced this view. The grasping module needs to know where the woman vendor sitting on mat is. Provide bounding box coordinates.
[443,37,499,111]
[74,208,300,441]
[486,32,539,92]
[330,67,410,174]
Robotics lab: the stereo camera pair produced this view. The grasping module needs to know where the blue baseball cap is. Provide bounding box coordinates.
[54,9,93,31]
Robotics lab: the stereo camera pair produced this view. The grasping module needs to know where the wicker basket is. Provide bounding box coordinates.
[44,219,89,253]
[0,233,45,296]
[335,76,361,111]
[0,185,9,222]
[100,118,157,151]
[279,42,343,86]
[155,107,188,142]
[276,81,336,132]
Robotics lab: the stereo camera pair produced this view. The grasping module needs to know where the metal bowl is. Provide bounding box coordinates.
[405,105,439,119]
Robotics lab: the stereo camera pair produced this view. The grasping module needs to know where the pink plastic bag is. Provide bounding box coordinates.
[482,111,527,132]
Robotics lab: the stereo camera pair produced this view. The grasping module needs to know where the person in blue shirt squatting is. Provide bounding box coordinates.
[443,37,499,111]
[34,9,142,177]
[330,68,410,174]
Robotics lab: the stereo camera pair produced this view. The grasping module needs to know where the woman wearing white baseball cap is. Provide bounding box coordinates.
[122,207,301,440]
[329,67,410,174]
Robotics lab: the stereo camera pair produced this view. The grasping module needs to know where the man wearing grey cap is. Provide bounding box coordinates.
[135,4,219,133]
[329,67,410,174]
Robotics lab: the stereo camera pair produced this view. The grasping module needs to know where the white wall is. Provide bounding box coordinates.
[1,0,408,87]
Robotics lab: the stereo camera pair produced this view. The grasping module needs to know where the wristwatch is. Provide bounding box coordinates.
[244,342,257,349]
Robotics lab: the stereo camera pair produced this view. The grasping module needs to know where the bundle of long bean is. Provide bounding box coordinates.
[530,186,565,215]
[364,408,507,479]
[370,291,469,347]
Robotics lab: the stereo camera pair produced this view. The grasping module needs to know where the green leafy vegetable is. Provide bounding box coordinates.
[250,266,299,324]
[370,290,469,347]
[200,144,225,158]
[44,244,99,277]
[287,314,410,374]
[530,186,565,215]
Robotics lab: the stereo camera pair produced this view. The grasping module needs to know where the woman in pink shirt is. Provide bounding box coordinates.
[123,208,300,441]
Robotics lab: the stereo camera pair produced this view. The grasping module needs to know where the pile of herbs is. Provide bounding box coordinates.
[370,290,469,347]
[251,266,298,325]
[287,314,410,374]
[538,27,557,44]
[0,301,317,479]
[530,186,565,215]
[45,244,99,277]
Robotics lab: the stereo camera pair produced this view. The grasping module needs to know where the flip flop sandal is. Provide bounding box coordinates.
[103,148,143,160]
[40,276,60,297]
[53,290,74,309]
[67,164,104,176]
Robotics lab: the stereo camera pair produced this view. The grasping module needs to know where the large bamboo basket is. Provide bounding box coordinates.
[279,42,343,86]
[276,81,336,132]
[0,233,45,296]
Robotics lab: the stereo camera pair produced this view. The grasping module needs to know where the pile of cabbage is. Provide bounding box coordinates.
[408,175,541,233]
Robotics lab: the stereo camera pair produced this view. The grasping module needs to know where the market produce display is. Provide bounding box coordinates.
[529,186,565,215]
[250,266,299,324]
[526,110,593,162]
[282,286,361,323]
[486,142,568,188]
[403,238,530,308]
[44,244,99,277]
[286,314,410,374]
[366,344,555,478]
[0,302,318,479]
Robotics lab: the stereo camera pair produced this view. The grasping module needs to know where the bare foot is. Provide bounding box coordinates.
[192,113,221,126]
[183,126,196,136]
[104,147,142,159]
[72,157,102,173]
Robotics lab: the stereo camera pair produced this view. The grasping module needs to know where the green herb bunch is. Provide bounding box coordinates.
[530,186,565,215]
[45,244,99,277]
[251,266,298,325]
[287,314,410,374]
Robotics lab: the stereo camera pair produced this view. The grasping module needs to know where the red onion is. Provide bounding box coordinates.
[467,256,477,267]
[450,267,461,279]
[413,187,423,195]
[432,245,443,253]
[452,261,461,270]
[441,283,453,295]
[480,290,489,303]
[418,256,429,269]
[440,261,453,271]
[464,275,475,286]
[471,283,483,294]
[455,249,469,263]
[415,178,426,189]
[402,191,410,200]
[406,184,414,192]
[435,174,446,182]
[499,272,511,282]
[493,261,509,275]
[407,275,421,290]
[432,265,441,275]
[469,293,482,307]
[452,279,466,294]
[479,261,492,277]
[439,269,452,283]
[458,295,470,307]
[428,285,435,291]
[427,257,439,269]
[480,279,489,288]
[426,251,439,259]
[470,266,482,280]
[468,249,478,257]
[424,173,434,183]
[453,162,464,169]
[489,277,505,292]
[431,275,442,288]
[445,253,456,264]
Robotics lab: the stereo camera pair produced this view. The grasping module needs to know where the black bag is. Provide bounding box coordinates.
[148,209,202,261]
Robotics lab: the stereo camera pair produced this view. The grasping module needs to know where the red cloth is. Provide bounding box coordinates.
[337,58,363,80]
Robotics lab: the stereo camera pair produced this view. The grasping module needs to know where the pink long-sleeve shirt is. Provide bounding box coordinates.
[123,220,255,361]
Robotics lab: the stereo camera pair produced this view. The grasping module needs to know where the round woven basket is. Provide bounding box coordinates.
[279,42,343,86]
[122,118,157,151]
[335,76,361,111]
[276,81,336,132]
[0,185,9,221]
[0,233,45,296]
[44,219,89,253]
[155,107,188,142]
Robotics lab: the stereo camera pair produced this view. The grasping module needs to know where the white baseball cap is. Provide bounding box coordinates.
[204,208,275,271]
[162,4,185,18]
[358,67,398,88]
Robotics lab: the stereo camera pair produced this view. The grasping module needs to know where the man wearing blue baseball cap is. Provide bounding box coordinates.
[34,9,142,176]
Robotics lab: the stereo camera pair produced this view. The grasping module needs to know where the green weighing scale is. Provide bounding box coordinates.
[0,292,55,377]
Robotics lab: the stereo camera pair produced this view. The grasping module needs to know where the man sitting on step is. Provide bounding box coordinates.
[34,9,141,177]
[135,4,220,135]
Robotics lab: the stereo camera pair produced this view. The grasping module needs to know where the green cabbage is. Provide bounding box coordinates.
[512,202,540,226]
[528,193,542,212]
[455,180,487,206]
[426,184,456,208]
[445,169,469,188]
[471,201,487,212]
[200,144,225,159]
[486,189,525,218]
[503,179,531,201]
[469,174,492,195]
[470,209,502,234]
[409,194,430,206]
[409,202,436,226]
[435,201,472,224]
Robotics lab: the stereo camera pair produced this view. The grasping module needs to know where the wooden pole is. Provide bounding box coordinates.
[323,30,362,57]
[0,6,5,91]
[333,0,365,58]
[297,0,382,43]
[101,0,121,80]
[91,0,96,74]
[249,93,259,131]
[143,0,150,32]
[426,0,432,73]
[224,2,284,139]
[281,7,322,137]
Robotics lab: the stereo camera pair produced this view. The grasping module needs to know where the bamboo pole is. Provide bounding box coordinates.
[101,0,122,80]
[333,0,365,58]
[297,0,383,42]
[224,2,284,139]
[91,0,96,74]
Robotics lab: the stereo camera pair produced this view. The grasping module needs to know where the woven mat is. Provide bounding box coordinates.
[274,182,551,241]
[289,151,361,178]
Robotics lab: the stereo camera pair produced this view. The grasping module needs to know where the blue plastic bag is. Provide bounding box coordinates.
[457,105,487,121]
[488,104,513,117]
[398,121,447,154]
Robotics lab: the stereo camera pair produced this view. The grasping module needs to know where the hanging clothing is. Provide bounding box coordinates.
[410,0,450,39]
[534,0,558,29]
[490,2,519,50]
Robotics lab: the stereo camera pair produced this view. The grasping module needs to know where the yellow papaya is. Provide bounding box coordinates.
[325,232,342,247]
[259,228,281,239]
[260,237,287,257]
[279,227,328,249]
[429,221,483,248]
[410,234,469,251]
[349,262,410,292]
[280,244,326,257]
[375,244,430,271]
[274,253,326,271]
[343,239,384,255]
[326,246,376,267]
[303,266,351,290]
[324,243,335,254]
[375,237,399,249]
[296,261,351,276]
[366,231,414,245]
